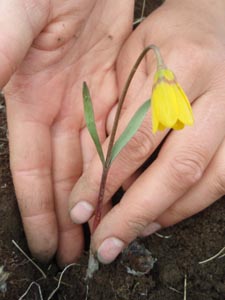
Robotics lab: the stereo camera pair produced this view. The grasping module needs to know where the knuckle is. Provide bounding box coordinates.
[166,205,191,223]
[122,120,155,164]
[119,203,150,241]
[126,217,147,239]
[17,191,52,217]
[167,149,205,191]
[169,38,207,76]
[54,175,78,193]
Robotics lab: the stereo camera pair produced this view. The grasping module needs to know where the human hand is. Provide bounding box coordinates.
[2,0,134,266]
[69,0,225,264]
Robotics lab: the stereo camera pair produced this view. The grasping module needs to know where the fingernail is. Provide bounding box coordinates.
[70,201,94,224]
[97,237,125,264]
[141,222,162,237]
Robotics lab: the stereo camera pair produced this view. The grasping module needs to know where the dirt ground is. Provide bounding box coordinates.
[0,1,225,299]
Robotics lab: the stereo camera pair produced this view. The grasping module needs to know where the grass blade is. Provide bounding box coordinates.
[83,82,105,165]
[110,99,150,164]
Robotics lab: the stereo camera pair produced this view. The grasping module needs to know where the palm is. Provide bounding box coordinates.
[4,0,133,265]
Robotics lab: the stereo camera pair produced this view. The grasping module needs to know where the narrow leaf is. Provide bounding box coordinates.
[110,99,150,164]
[83,82,105,165]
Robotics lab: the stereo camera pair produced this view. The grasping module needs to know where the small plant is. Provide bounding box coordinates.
[83,45,194,279]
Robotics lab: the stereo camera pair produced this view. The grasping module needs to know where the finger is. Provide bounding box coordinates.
[91,90,225,263]
[6,100,58,262]
[0,1,48,88]
[122,150,158,191]
[122,171,141,191]
[142,138,225,234]
[51,117,84,267]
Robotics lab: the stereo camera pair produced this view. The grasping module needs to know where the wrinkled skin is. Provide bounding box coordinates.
[2,0,134,266]
[69,0,225,264]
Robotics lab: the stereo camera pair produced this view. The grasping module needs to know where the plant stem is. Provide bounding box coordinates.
[92,165,108,232]
[92,44,159,233]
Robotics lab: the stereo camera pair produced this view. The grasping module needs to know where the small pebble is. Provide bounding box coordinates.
[121,240,156,276]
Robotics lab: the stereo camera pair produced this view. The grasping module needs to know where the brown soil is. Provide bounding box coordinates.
[0,2,225,299]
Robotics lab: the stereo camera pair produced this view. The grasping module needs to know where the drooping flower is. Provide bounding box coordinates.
[151,67,194,133]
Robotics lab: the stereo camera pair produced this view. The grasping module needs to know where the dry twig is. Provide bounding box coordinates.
[133,0,146,25]
[184,274,187,300]
[141,0,146,19]
[12,240,47,279]
[199,246,225,264]
[18,281,43,300]
[155,232,172,239]
[47,263,80,300]
[168,286,182,295]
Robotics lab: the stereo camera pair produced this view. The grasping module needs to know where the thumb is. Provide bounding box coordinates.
[0,0,49,88]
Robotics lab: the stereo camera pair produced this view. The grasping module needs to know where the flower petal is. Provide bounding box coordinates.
[158,82,178,127]
[173,120,185,130]
[176,84,194,125]
[152,91,159,133]
[158,123,166,131]
[151,67,194,134]
[152,108,159,133]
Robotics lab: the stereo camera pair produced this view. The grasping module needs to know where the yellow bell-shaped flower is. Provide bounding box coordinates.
[152,68,194,133]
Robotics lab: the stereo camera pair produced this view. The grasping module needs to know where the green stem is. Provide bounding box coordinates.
[92,165,108,232]
[92,44,160,233]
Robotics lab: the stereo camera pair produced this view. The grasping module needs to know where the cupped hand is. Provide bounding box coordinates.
[2,0,134,265]
[69,0,225,264]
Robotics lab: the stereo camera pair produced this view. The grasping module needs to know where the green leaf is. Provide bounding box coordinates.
[110,99,150,164]
[83,82,105,165]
